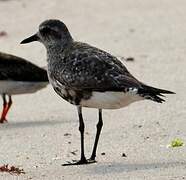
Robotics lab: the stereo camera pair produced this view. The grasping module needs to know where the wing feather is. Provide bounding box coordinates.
[52,42,142,91]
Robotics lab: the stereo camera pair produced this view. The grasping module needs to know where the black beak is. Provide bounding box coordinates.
[20,34,39,44]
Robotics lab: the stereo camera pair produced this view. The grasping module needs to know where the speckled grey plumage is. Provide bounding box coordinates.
[33,20,173,106]
[21,19,175,106]
[48,42,141,90]
[21,19,175,165]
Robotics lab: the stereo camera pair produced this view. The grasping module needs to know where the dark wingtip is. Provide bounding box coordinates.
[168,91,176,94]
[138,85,175,103]
[160,89,175,94]
[142,85,175,95]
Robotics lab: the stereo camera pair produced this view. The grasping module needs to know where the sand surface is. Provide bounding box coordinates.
[0,0,186,179]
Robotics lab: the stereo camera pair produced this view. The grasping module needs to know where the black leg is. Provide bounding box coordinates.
[77,106,87,163]
[89,109,103,161]
[63,106,95,166]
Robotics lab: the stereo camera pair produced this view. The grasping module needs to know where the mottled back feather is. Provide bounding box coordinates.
[51,42,142,91]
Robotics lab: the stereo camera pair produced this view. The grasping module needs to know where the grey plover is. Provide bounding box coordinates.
[21,19,175,165]
[0,52,48,123]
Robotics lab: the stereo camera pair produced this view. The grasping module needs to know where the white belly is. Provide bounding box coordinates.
[0,80,48,95]
[80,91,144,109]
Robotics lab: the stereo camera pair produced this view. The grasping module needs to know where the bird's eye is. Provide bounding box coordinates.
[40,27,53,34]
[40,27,60,38]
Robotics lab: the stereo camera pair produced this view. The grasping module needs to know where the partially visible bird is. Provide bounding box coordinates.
[0,52,48,123]
[21,19,175,165]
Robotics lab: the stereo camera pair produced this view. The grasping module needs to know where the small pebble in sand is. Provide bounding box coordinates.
[144,136,150,140]
[64,133,71,136]
[125,57,135,61]
[121,153,127,157]
[0,31,7,37]
[156,121,160,126]
[120,56,135,62]
[71,150,78,155]
[101,152,106,155]
[133,124,143,129]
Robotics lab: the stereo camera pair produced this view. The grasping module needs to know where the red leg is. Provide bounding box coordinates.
[2,95,12,122]
[0,94,8,123]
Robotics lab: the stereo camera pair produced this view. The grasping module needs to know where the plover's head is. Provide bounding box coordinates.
[21,19,72,47]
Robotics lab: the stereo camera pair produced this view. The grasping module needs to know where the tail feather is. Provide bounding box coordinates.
[138,85,175,103]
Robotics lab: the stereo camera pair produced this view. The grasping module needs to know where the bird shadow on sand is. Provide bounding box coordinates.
[0,118,75,130]
[88,161,186,174]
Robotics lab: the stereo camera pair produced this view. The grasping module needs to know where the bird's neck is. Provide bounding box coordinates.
[46,39,72,65]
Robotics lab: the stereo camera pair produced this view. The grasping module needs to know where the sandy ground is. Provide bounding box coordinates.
[0,0,186,179]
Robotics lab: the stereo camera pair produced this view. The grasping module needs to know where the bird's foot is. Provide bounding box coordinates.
[62,158,96,166]
[0,118,7,124]
[87,158,97,163]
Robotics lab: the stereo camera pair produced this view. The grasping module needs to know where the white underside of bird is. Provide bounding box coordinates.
[50,77,144,109]
[80,90,144,109]
[0,80,48,95]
